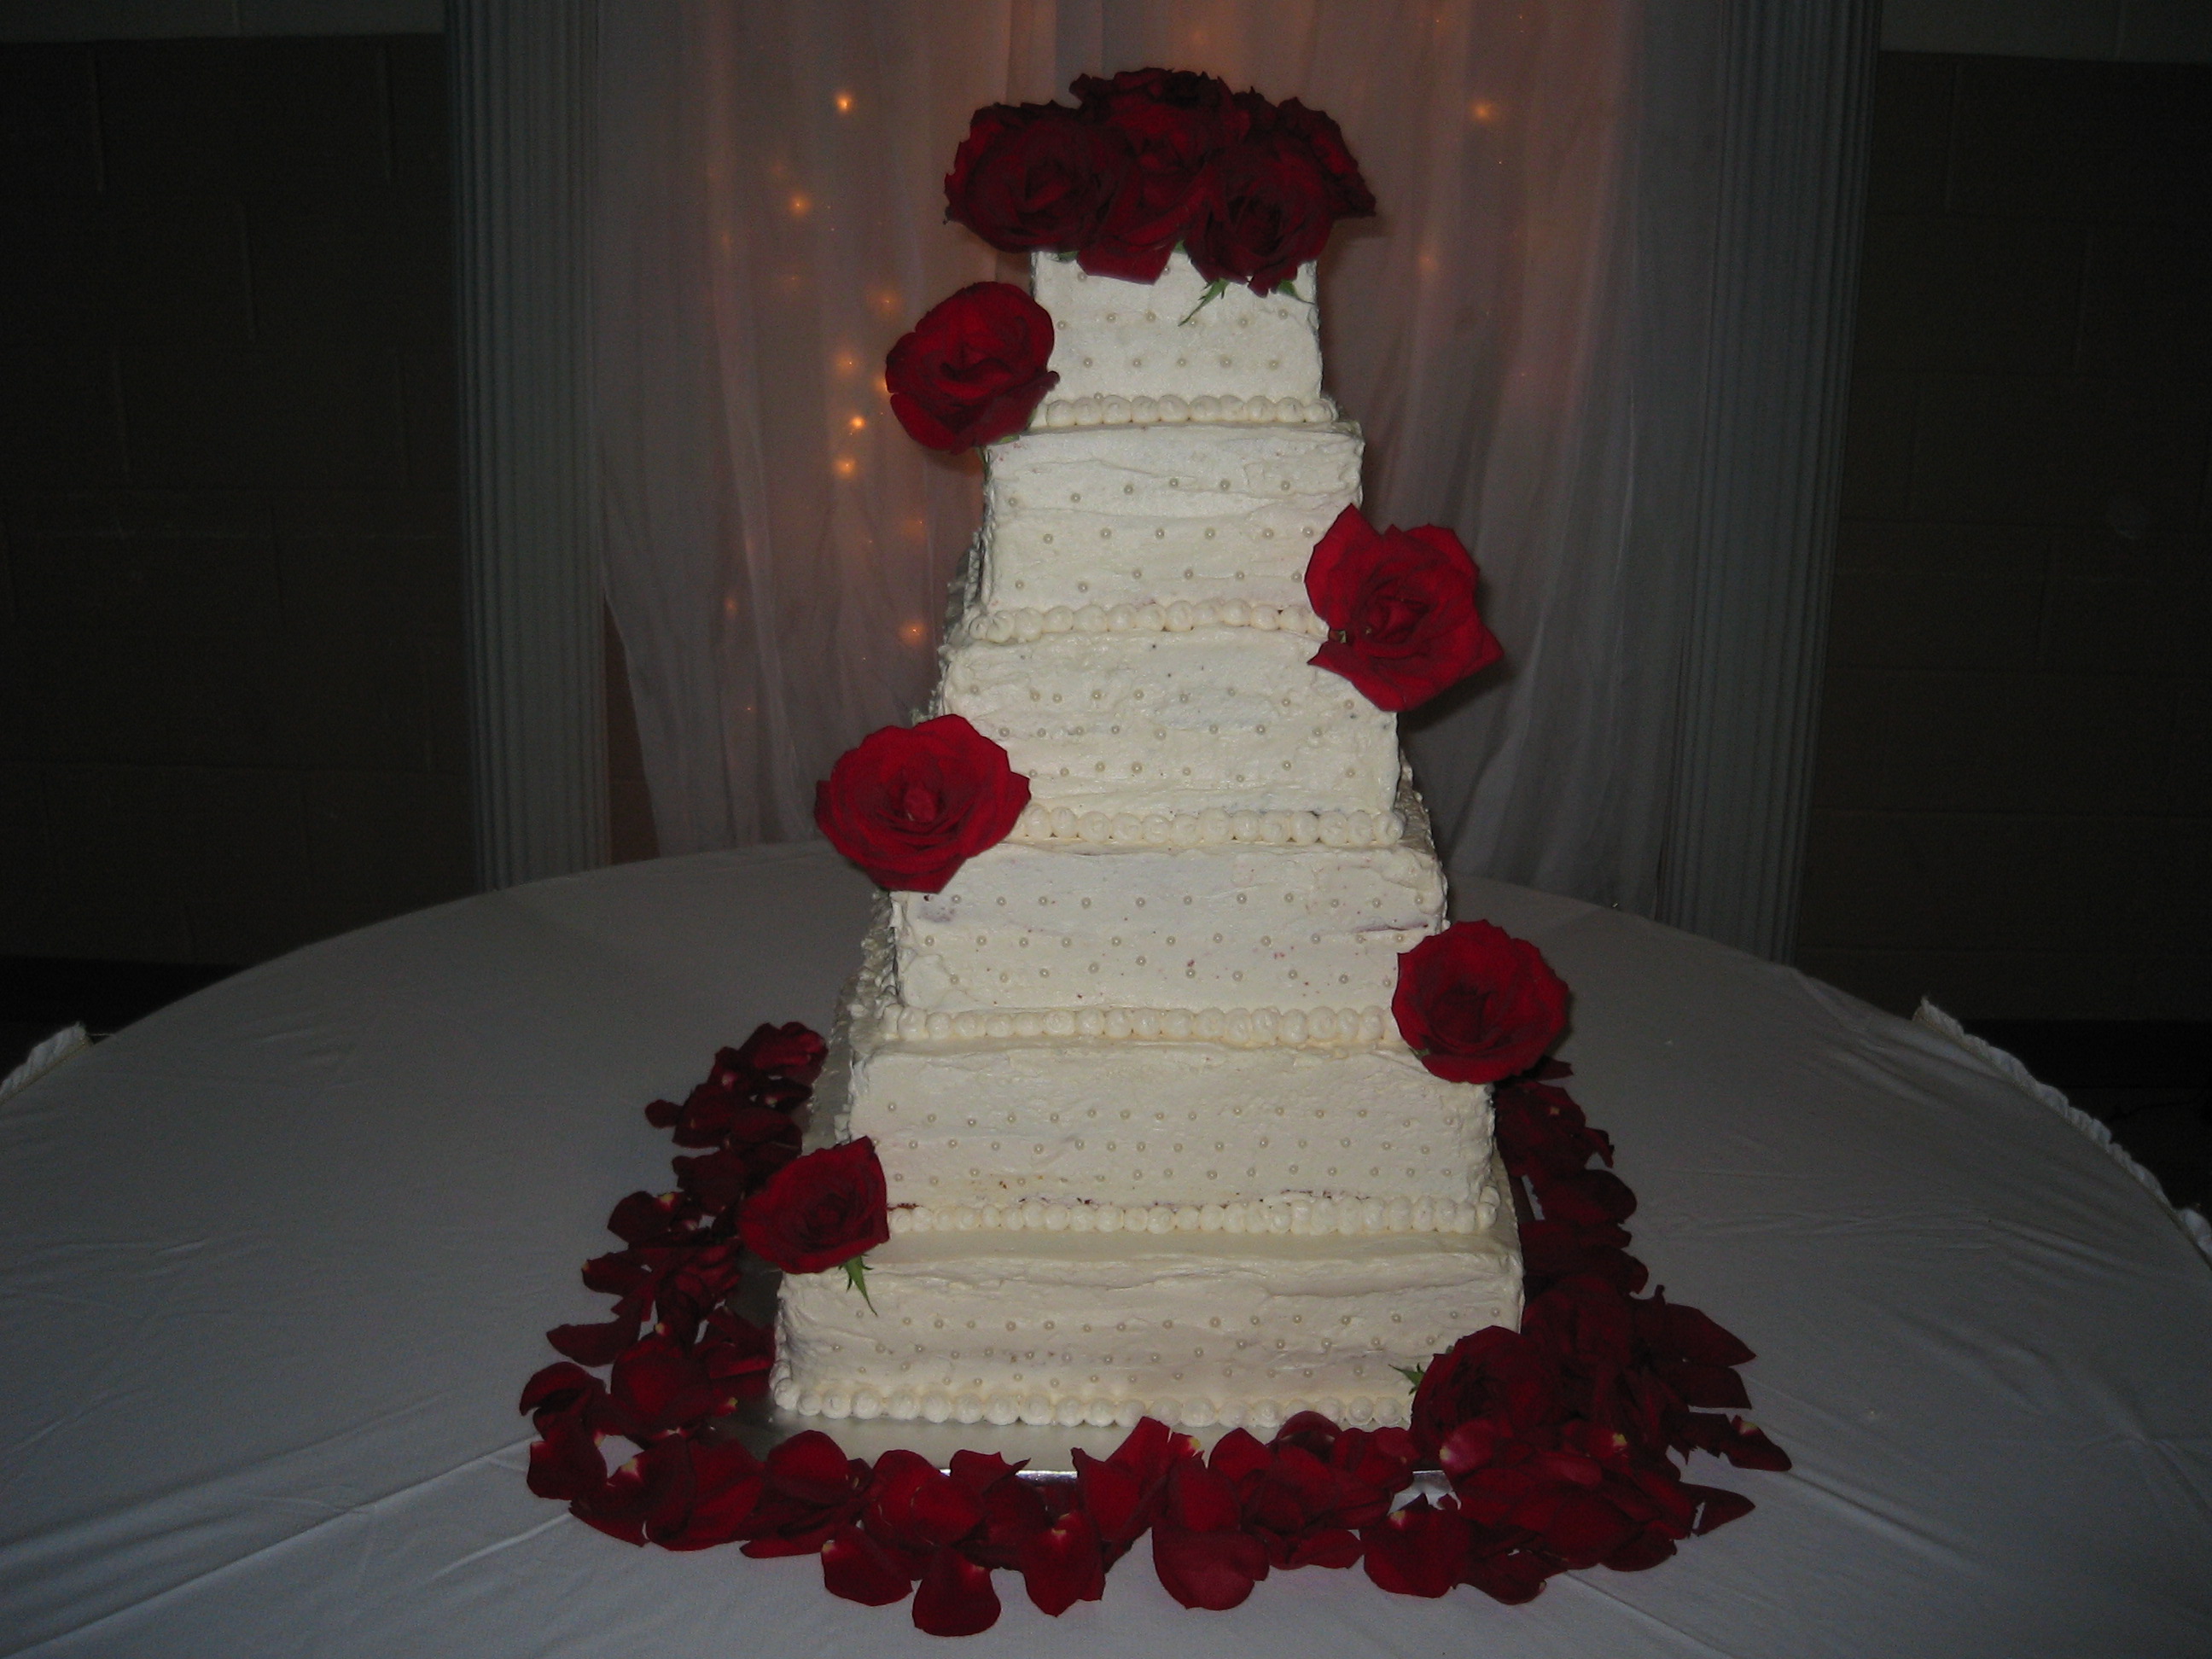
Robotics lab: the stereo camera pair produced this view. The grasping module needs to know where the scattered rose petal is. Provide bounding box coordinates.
[1018,1507,1106,1615]
[1151,1523,1269,1611]
[1362,1497,1470,1598]
[571,1438,695,1547]
[824,1522,915,1605]
[913,1546,1001,1637]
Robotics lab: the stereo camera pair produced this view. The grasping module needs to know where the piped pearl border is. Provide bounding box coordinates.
[1037,393,1338,430]
[770,1367,1414,1433]
[887,1190,1496,1240]
[1010,803,1406,848]
[972,598,1330,643]
[882,1002,1393,1048]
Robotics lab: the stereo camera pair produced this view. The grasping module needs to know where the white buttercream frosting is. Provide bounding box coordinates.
[1007,803,1407,848]
[1033,249,1323,407]
[813,921,1495,1217]
[890,836,1443,1016]
[1038,392,1338,429]
[976,420,1359,618]
[967,600,1330,643]
[934,627,1400,818]
[773,1213,1517,1433]
[885,1189,1499,1238]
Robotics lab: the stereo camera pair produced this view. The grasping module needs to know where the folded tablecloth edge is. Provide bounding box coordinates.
[1912,999,2212,1269]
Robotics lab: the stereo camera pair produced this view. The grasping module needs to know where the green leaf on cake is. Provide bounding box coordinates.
[1394,1362,1427,1389]
[842,1254,876,1313]
[1179,278,1230,325]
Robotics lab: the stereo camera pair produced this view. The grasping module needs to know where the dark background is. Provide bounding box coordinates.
[0,29,2203,1199]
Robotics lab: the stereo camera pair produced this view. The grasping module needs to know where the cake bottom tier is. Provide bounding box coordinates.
[771,1200,1520,1434]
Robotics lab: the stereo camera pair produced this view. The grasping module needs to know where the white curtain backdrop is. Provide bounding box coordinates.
[594,2,1728,916]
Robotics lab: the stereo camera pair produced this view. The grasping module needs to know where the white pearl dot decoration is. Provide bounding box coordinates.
[979,603,1331,646]
[887,999,1394,1051]
[1011,805,1405,847]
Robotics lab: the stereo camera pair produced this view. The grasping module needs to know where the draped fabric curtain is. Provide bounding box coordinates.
[594,2,1729,916]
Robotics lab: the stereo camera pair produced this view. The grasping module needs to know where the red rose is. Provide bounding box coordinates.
[1305,504,1502,712]
[1073,67,1240,119]
[739,1138,889,1275]
[944,102,1129,253]
[885,283,1058,452]
[1266,97,1377,218]
[814,714,1030,893]
[1393,920,1569,1085]
[1072,68,1245,283]
[1186,131,1337,294]
[1411,1325,1565,1454]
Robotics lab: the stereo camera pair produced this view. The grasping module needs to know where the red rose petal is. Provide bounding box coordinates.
[912,1545,1002,1637]
[1151,1522,1269,1610]
[765,1429,868,1507]
[599,1332,728,1440]
[544,1313,643,1368]
[868,1448,987,1552]
[947,1447,1025,1498]
[571,1439,695,1547]
[1018,1507,1106,1615]
[1165,1461,1243,1533]
[823,1522,916,1605]
[1362,1497,1471,1598]
[654,1440,764,1551]
[1533,1168,1638,1227]
[519,1361,602,1419]
[1463,1545,1559,1604]
[1282,1527,1364,1570]
[1661,1361,1754,1411]
[527,1410,608,1502]
[1685,1483,1757,1534]
[1208,1427,1273,1486]
[730,1021,827,1085]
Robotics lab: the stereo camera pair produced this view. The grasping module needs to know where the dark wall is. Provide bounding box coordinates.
[1799,52,2211,1018]
[1,36,471,964]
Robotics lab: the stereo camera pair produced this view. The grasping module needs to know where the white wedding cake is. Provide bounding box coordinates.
[771,251,1522,1434]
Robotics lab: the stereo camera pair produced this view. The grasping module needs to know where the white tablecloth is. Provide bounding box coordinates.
[3,845,2207,1657]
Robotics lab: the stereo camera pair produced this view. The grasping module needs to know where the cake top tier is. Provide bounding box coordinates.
[1033,250,1323,407]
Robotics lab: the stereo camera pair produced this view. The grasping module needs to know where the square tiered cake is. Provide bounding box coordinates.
[772,251,1521,1435]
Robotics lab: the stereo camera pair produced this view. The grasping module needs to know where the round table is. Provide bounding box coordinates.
[3,845,2207,1657]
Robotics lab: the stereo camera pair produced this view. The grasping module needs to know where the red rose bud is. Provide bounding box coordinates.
[885,282,1058,451]
[1305,504,1502,712]
[815,714,1030,894]
[739,1138,890,1276]
[1393,920,1570,1086]
[1186,131,1339,294]
[945,102,1130,253]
